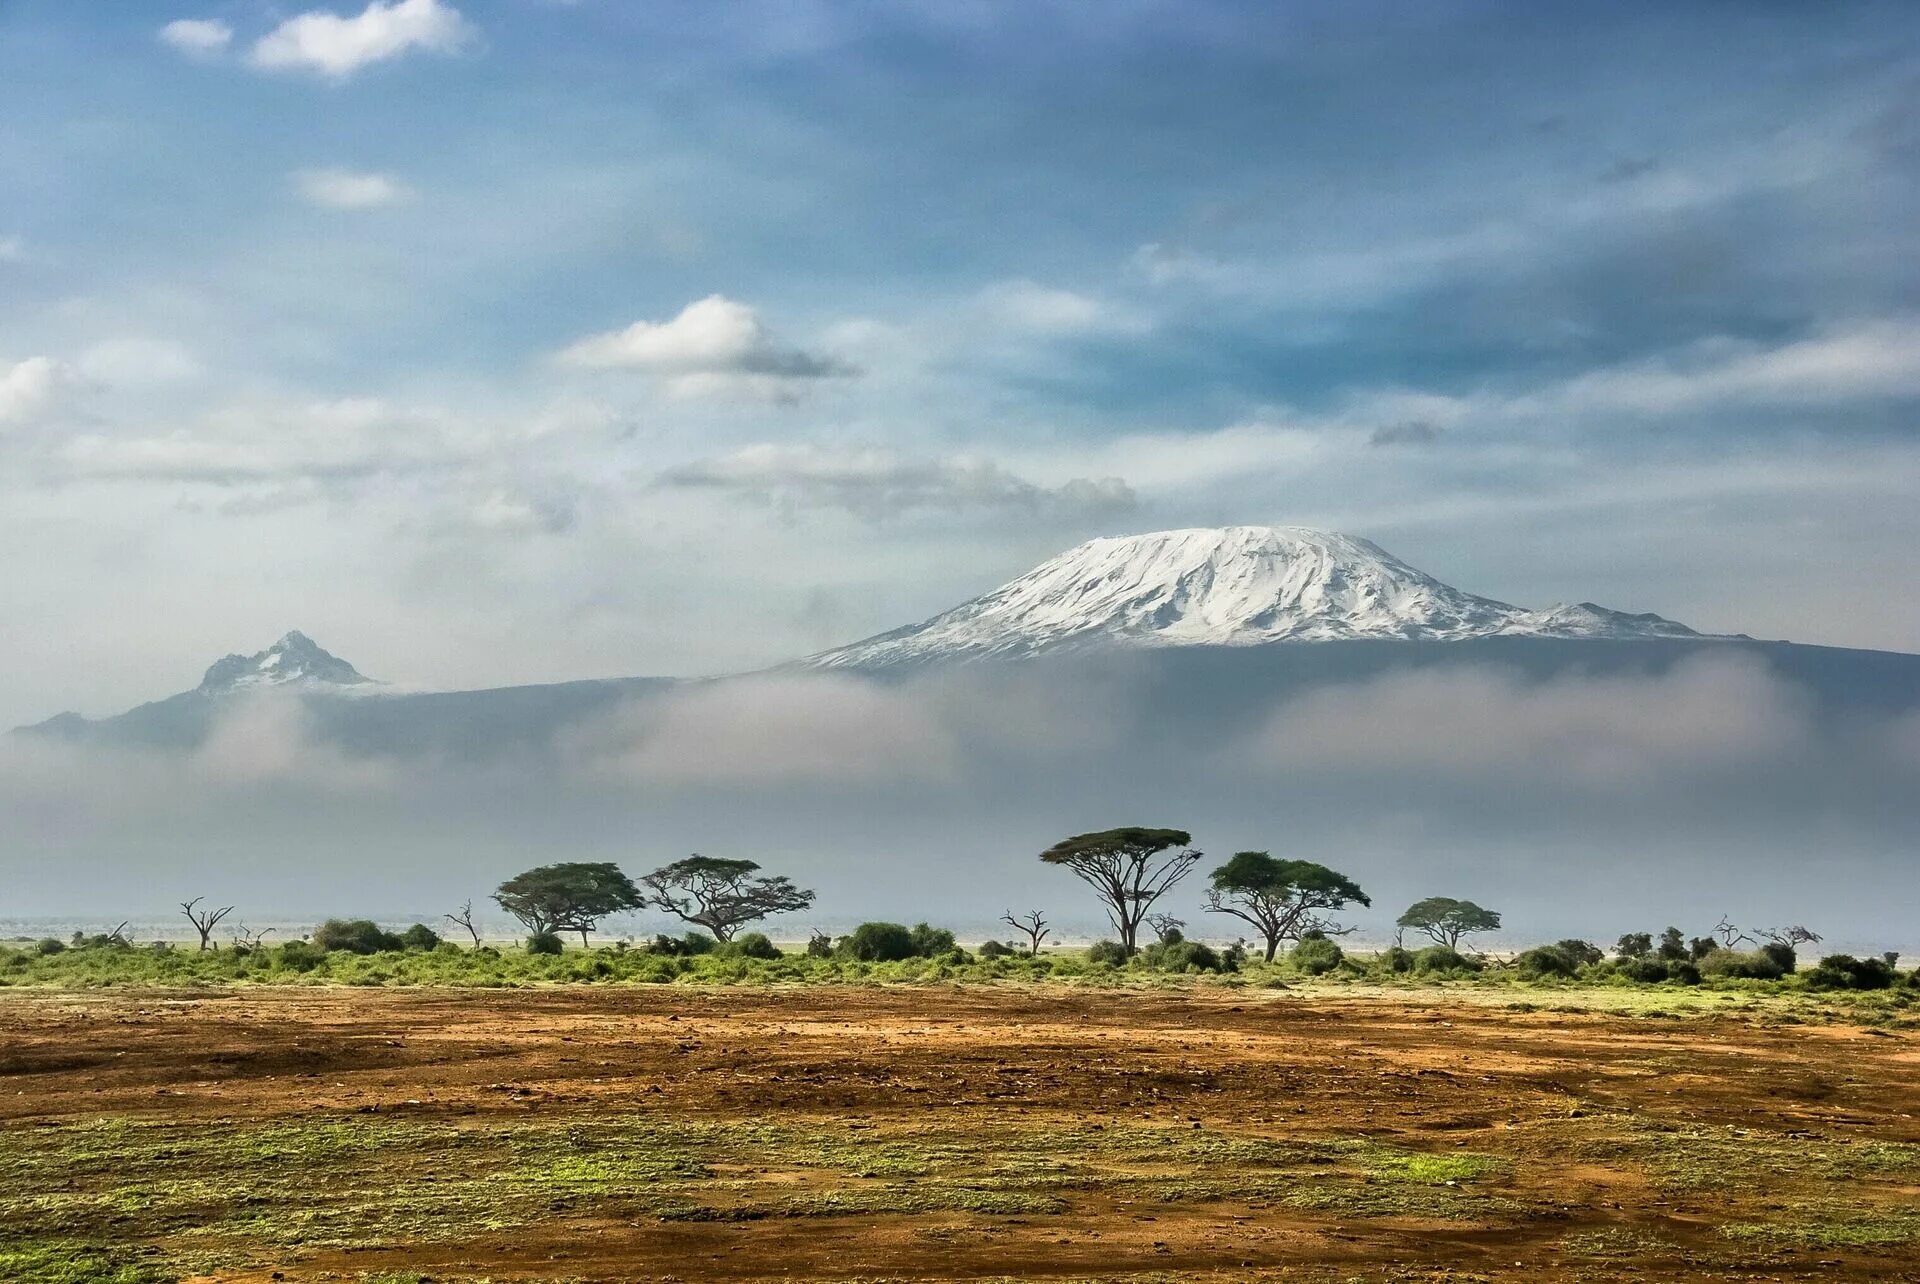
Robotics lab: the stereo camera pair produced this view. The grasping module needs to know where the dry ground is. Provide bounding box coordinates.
[3,984,1919,1282]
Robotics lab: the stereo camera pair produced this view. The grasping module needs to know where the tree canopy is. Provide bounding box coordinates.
[1203,852,1370,962]
[639,855,815,942]
[493,862,642,945]
[1396,896,1501,949]
[1039,827,1201,956]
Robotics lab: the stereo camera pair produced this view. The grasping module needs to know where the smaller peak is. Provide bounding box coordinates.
[276,629,318,648]
[197,631,373,695]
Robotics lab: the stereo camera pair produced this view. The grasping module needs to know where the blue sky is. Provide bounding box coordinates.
[3,0,1918,724]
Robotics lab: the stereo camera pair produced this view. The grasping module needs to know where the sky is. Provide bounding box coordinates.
[4,0,1920,730]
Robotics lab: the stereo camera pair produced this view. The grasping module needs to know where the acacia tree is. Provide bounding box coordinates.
[1038,827,1202,956]
[1001,909,1050,957]
[1203,852,1370,963]
[179,897,233,952]
[493,862,643,947]
[639,856,815,942]
[1396,896,1501,950]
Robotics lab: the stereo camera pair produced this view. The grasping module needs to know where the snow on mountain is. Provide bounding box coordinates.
[195,630,374,695]
[805,526,1704,668]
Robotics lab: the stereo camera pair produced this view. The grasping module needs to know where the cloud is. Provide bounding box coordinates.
[292,168,411,210]
[158,18,233,58]
[1368,421,1443,448]
[569,675,959,787]
[659,443,1137,521]
[556,295,854,400]
[250,0,473,79]
[973,279,1148,335]
[76,338,201,386]
[0,357,76,426]
[1243,653,1811,788]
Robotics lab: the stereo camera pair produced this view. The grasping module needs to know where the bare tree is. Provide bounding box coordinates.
[1145,912,1186,944]
[1757,925,1822,949]
[1000,909,1050,957]
[229,923,273,950]
[444,899,483,948]
[1712,915,1752,948]
[180,898,234,951]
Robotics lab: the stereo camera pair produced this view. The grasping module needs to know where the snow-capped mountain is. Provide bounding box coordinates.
[196,630,373,695]
[806,526,1704,668]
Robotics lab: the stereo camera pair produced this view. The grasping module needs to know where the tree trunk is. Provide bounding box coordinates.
[578,928,590,948]
[1263,934,1279,963]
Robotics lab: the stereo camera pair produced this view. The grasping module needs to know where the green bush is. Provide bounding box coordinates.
[1412,945,1480,975]
[525,931,564,955]
[399,923,442,950]
[1381,945,1414,973]
[1804,954,1897,990]
[1085,940,1130,967]
[840,922,916,962]
[1554,939,1604,967]
[908,922,957,957]
[1757,941,1798,974]
[977,939,1014,960]
[1697,948,1786,981]
[1290,936,1344,975]
[1513,945,1578,979]
[721,932,781,960]
[648,932,716,957]
[276,940,325,972]
[1140,938,1223,972]
[34,938,65,956]
[805,930,833,958]
[312,919,403,954]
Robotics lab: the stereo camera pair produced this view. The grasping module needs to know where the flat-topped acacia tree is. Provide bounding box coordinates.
[1397,896,1501,950]
[1203,852,1370,962]
[493,861,643,947]
[640,855,816,942]
[1039,827,1202,956]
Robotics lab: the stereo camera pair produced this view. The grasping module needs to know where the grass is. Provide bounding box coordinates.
[4,939,1915,1022]
[0,1110,1517,1278]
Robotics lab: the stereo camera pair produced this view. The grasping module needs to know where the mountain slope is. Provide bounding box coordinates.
[805,526,1704,669]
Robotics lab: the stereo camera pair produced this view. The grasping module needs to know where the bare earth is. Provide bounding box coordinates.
[3,984,1918,1282]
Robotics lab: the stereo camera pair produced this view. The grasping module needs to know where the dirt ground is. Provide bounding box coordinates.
[3,984,1919,1282]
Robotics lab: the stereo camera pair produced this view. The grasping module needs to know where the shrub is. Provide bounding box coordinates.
[648,932,716,957]
[1412,945,1480,975]
[1554,939,1605,967]
[312,919,403,954]
[34,937,65,956]
[908,922,957,957]
[977,939,1014,960]
[1757,941,1798,974]
[840,922,916,962]
[525,931,565,955]
[1141,938,1223,972]
[722,932,781,960]
[399,923,442,951]
[276,940,324,972]
[1613,956,1670,983]
[1669,960,1702,985]
[805,930,833,959]
[1381,945,1414,973]
[1614,932,1652,960]
[1804,954,1898,991]
[1290,936,1345,975]
[1697,948,1786,981]
[1514,945,1579,979]
[1085,940,1130,967]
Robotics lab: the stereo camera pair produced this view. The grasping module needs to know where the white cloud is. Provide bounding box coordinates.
[158,18,234,58]
[660,443,1136,521]
[974,279,1147,335]
[557,294,854,400]
[292,167,411,210]
[76,338,201,386]
[0,357,76,426]
[250,0,473,79]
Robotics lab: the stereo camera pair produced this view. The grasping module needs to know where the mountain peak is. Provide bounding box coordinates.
[197,631,373,695]
[805,525,1710,668]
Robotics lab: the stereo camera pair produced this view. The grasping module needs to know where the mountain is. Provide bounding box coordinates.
[803,526,1706,669]
[196,630,373,695]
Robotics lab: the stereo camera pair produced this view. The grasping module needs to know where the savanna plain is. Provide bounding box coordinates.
[5,967,1920,1284]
